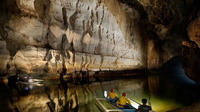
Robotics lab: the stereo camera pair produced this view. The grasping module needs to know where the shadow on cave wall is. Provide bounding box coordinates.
[0,0,19,23]
[0,0,22,58]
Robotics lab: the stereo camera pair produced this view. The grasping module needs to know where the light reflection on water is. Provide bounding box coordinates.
[0,75,185,112]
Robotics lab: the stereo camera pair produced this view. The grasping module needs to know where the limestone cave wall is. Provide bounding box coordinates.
[0,0,146,75]
[0,0,200,83]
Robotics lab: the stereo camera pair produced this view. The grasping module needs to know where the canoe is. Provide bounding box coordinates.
[96,91,140,112]
[96,98,140,112]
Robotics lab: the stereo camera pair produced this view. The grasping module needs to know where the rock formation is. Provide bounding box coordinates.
[0,0,200,82]
[0,0,145,75]
[183,12,200,84]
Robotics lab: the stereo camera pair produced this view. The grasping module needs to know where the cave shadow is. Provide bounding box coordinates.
[153,56,200,105]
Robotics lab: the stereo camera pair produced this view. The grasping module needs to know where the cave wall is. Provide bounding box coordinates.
[183,13,200,84]
[136,0,194,69]
[0,0,146,75]
[120,0,200,85]
[0,0,200,82]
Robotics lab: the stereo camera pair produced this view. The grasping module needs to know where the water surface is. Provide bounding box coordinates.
[0,75,185,112]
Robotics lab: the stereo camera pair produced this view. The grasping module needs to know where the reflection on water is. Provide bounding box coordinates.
[1,57,199,112]
[0,74,189,112]
[1,76,148,112]
[149,57,200,106]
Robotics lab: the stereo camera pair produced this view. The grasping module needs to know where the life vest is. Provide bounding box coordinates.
[116,96,130,108]
[108,92,118,99]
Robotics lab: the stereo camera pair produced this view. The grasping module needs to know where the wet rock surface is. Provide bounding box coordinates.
[0,0,145,75]
[1,0,200,81]
[182,11,200,85]
[1,0,200,111]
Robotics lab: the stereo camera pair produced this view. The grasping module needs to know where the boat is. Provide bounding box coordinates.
[96,91,140,112]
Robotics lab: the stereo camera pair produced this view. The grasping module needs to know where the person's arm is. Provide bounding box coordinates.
[149,106,152,110]
[126,98,131,104]
[114,93,118,97]
[137,106,142,112]
[107,92,111,98]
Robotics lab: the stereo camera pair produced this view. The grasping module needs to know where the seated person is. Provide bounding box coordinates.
[116,92,132,109]
[137,98,152,112]
[107,88,118,103]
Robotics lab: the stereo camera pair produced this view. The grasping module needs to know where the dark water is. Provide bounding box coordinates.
[150,57,200,104]
[0,75,191,112]
[0,76,147,112]
[0,57,200,112]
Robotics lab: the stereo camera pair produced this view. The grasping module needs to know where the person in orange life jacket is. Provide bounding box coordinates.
[137,98,152,112]
[107,88,118,103]
[116,92,132,108]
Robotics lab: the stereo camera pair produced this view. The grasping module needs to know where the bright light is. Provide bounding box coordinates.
[104,91,107,97]
[28,79,33,83]
[129,98,140,109]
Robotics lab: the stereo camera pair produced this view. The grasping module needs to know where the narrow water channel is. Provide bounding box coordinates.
[0,73,186,112]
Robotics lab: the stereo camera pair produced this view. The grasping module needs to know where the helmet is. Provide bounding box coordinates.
[122,92,126,96]
[110,88,114,92]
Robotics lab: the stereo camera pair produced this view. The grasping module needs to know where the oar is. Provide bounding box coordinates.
[148,96,151,106]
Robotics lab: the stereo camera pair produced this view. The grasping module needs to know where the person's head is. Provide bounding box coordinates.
[122,92,126,97]
[142,98,147,105]
[110,88,114,92]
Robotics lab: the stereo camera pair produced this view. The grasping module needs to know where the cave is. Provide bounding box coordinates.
[0,0,200,112]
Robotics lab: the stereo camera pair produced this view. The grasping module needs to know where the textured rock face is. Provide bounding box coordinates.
[0,41,10,74]
[182,13,200,84]
[137,0,188,38]
[187,14,200,48]
[0,0,145,75]
[1,0,200,79]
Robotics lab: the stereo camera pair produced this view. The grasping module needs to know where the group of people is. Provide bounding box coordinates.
[107,88,152,112]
